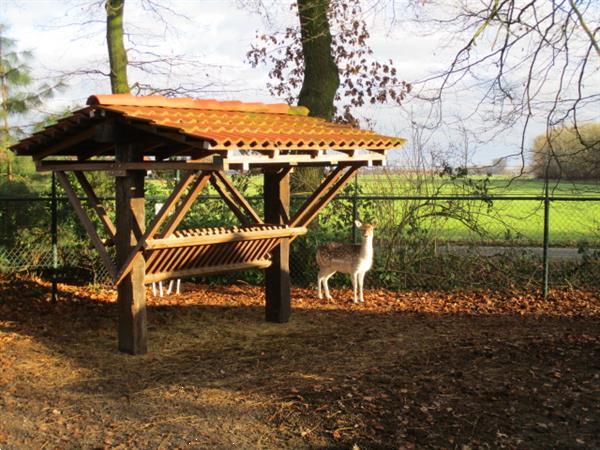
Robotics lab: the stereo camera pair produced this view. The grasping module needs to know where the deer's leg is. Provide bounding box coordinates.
[352,272,358,304]
[176,279,181,294]
[317,271,323,299]
[152,282,157,297]
[323,271,334,300]
[159,281,164,298]
[358,272,366,302]
[167,280,174,295]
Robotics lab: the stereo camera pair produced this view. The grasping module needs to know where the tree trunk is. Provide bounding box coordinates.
[293,0,340,193]
[297,0,339,121]
[106,0,130,94]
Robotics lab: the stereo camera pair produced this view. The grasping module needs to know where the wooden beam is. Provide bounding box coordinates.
[115,144,147,355]
[55,171,117,280]
[209,173,263,226]
[35,160,225,172]
[290,165,361,230]
[33,127,97,160]
[125,119,212,152]
[213,171,264,224]
[145,260,271,284]
[289,166,347,227]
[146,226,306,250]
[264,168,291,323]
[159,173,212,238]
[73,171,116,239]
[113,170,202,285]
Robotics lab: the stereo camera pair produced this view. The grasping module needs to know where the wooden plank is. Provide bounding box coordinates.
[55,171,117,280]
[113,171,200,285]
[145,260,271,284]
[73,171,116,239]
[33,127,97,160]
[146,226,307,250]
[264,168,291,323]
[115,144,147,355]
[213,171,263,224]
[36,160,224,172]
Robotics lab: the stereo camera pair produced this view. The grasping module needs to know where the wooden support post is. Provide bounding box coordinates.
[115,145,147,355]
[264,169,291,323]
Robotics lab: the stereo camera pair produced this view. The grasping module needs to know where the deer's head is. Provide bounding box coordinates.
[355,220,376,238]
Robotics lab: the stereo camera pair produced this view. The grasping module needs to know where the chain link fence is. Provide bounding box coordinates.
[1,193,599,292]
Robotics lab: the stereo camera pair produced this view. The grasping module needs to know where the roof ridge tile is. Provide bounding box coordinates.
[87,94,310,116]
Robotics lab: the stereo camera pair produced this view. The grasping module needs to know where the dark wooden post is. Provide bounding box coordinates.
[264,168,291,323]
[115,144,147,354]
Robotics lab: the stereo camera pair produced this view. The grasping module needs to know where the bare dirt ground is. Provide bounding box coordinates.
[1,276,599,449]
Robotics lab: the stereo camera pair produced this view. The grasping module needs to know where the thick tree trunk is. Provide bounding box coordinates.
[297,0,339,121]
[106,0,130,94]
[293,0,340,193]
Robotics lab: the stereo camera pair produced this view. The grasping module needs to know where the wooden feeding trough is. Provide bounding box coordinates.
[13,94,405,354]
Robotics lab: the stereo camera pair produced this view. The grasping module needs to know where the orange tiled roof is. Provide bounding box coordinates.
[13,94,406,156]
[89,95,405,151]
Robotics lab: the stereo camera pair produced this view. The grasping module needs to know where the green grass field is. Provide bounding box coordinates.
[354,175,600,245]
[145,173,599,246]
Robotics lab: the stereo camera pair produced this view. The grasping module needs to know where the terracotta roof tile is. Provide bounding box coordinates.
[91,95,405,151]
[13,94,406,156]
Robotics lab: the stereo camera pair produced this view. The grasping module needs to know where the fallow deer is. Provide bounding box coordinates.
[316,221,376,303]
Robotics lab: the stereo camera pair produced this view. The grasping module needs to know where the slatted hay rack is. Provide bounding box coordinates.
[144,224,307,283]
[12,94,405,354]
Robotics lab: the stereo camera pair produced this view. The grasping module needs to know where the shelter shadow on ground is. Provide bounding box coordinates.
[1,276,598,449]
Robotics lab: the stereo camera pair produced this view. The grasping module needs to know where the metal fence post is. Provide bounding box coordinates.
[352,174,358,244]
[51,172,58,302]
[542,190,550,299]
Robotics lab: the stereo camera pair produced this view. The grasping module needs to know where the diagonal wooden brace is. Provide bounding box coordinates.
[55,171,117,280]
[114,170,210,285]
[210,171,263,226]
[290,165,360,230]
[158,173,212,238]
[73,171,116,240]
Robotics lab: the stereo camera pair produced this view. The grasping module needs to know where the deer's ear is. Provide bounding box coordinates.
[355,220,362,228]
[372,220,378,227]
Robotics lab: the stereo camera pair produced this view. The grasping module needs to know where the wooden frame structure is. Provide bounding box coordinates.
[13,94,405,354]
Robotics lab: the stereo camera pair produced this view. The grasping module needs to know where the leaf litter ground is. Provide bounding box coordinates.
[0,276,598,449]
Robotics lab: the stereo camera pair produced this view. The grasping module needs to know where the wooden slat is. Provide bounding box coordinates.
[73,171,116,239]
[55,171,117,280]
[145,261,272,284]
[146,226,307,250]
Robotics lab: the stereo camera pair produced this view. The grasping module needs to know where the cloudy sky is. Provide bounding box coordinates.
[2,0,598,167]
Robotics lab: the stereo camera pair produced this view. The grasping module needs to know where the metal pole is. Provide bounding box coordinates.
[352,173,358,244]
[51,172,58,302]
[542,183,550,299]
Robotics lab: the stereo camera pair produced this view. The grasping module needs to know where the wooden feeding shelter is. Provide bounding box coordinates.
[13,94,406,354]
